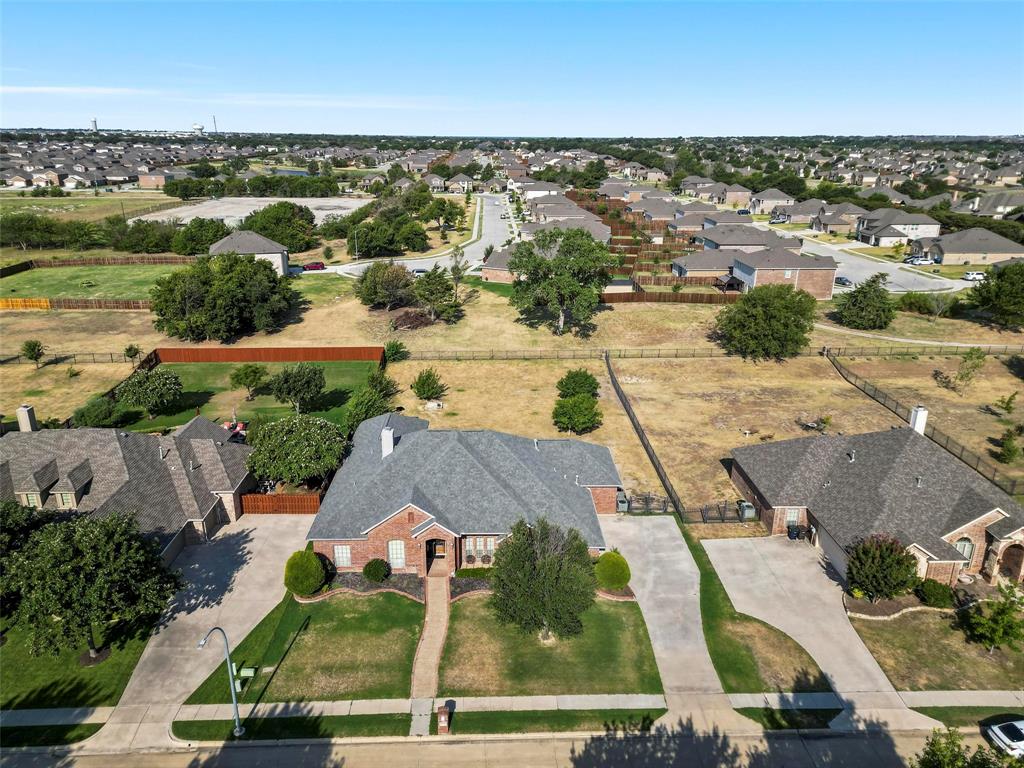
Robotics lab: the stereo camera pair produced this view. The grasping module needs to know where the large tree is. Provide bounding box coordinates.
[116,368,183,419]
[268,362,325,414]
[413,265,456,321]
[13,514,180,659]
[150,254,296,342]
[240,201,318,252]
[833,272,896,330]
[354,261,415,310]
[246,414,347,485]
[973,262,1024,330]
[507,228,617,335]
[170,217,231,256]
[490,518,596,639]
[715,284,817,360]
[0,501,51,608]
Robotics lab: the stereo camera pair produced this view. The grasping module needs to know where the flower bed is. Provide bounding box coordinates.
[331,572,425,601]
[450,576,492,600]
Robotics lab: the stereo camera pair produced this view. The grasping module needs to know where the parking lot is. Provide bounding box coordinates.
[133,195,372,225]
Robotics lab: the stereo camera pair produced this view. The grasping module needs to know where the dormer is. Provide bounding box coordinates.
[17,458,59,508]
[49,459,93,510]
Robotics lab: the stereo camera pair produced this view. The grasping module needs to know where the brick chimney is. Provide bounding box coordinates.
[381,426,395,459]
[16,404,37,432]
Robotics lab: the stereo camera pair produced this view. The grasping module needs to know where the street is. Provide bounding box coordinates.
[799,237,962,294]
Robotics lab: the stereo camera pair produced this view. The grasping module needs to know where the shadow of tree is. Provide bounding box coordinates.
[158,527,255,626]
[1004,354,1024,381]
[2,676,110,713]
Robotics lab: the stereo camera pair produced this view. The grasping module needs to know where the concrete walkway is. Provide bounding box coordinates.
[409,575,450,735]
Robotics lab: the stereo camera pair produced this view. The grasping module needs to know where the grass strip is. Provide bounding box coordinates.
[429,708,667,735]
[172,714,410,742]
[911,707,1024,728]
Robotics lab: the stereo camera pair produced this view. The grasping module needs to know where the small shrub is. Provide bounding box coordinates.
[363,558,390,583]
[595,551,631,591]
[124,344,141,360]
[411,367,448,400]
[283,549,325,596]
[556,368,599,399]
[72,396,125,428]
[383,340,410,363]
[915,578,954,608]
[66,366,81,378]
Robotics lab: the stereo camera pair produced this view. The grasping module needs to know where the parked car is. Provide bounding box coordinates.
[986,719,1024,758]
[302,261,326,271]
[908,257,934,266]
[410,268,428,278]
[769,217,787,225]
[962,271,986,281]
[736,209,751,215]
[834,276,854,287]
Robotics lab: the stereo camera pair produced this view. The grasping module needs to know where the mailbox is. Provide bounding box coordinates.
[437,705,450,735]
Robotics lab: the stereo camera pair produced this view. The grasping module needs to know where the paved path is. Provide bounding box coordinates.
[409,575,450,735]
[703,536,942,732]
[815,322,1023,348]
[91,515,311,752]
[597,516,753,732]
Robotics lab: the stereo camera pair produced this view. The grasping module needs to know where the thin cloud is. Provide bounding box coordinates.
[1,85,154,96]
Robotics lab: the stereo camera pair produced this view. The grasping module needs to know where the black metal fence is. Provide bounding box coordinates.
[678,501,746,524]
[625,494,672,515]
[826,344,1024,358]
[826,351,1022,496]
[0,351,143,366]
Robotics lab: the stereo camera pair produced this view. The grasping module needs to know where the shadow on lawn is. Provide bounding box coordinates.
[2,676,109,712]
[160,527,255,623]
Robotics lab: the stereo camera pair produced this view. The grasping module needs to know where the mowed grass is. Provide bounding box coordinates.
[121,360,376,432]
[387,359,660,493]
[0,192,175,222]
[0,264,179,299]
[172,714,410,742]
[430,708,667,735]
[186,593,423,705]
[0,614,156,710]
[0,361,134,421]
[842,356,1024,482]
[852,612,1024,691]
[438,595,662,697]
[0,723,103,747]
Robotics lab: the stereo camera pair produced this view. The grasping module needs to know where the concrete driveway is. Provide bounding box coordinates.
[800,238,961,294]
[97,515,311,749]
[702,536,940,730]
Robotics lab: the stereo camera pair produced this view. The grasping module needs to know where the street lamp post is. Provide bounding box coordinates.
[197,627,245,738]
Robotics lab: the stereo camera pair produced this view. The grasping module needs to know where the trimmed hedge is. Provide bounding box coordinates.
[283,549,325,596]
[595,551,631,591]
[915,578,955,608]
[363,558,390,583]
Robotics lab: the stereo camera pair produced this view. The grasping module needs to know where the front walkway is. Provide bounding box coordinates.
[409,575,450,735]
[703,536,942,731]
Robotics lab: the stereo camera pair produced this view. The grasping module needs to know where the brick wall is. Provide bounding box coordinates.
[753,268,834,300]
[480,267,514,283]
[941,510,1003,575]
[925,561,960,587]
[588,486,619,515]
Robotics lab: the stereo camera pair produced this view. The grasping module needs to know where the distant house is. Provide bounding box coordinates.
[730,414,1024,586]
[422,173,445,193]
[446,173,473,194]
[911,228,1024,266]
[32,170,68,187]
[360,174,386,190]
[0,411,253,565]
[672,247,836,299]
[953,191,1024,219]
[693,224,802,253]
[3,170,32,187]
[307,413,622,576]
[770,198,826,224]
[209,231,289,276]
[703,212,753,228]
[478,178,507,193]
[642,168,668,183]
[810,213,855,235]
[393,177,414,192]
[749,188,795,215]
[855,209,940,247]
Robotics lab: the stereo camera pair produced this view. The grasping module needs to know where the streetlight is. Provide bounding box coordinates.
[197,627,245,738]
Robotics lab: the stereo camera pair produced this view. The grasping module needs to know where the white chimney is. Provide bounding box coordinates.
[381,426,395,459]
[16,404,37,433]
[909,405,928,435]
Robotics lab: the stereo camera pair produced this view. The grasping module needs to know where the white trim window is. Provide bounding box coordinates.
[333,545,351,568]
[785,508,800,525]
[387,540,406,569]
[475,537,484,556]
[22,493,41,509]
[954,537,975,564]
[486,537,495,555]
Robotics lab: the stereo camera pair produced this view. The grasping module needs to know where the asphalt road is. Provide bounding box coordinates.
[800,238,961,294]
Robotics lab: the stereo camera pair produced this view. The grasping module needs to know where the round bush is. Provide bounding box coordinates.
[283,549,325,596]
[363,558,390,583]
[595,551,631,591]
[915,578,955,608]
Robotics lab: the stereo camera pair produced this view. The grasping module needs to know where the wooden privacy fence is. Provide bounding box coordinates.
[31,255,196,267]
[0,297,151,310]
[601,291,741,304]
[240,493,321,515]
[0,298,51,310]
[154,346,385,364]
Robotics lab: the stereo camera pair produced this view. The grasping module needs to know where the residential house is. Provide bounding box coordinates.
[209,231,289,276]
[422,173,445,193]
[770,199,827,224]
[643,168,668,183]
[911,228,1024,266]
[749,188,795,215]
[855,209,940,247]
[703,212,753,228]
[665,214,711,237]
[0,410,253,565]
[446,174,474,194]
[731,248,836,299]
[306,413,622,576]
[360,174,386,190]
[694,224,802,252]
[954,191,1024,219]
[393,177,414,193]
[32,170,68,187]
[730,412,1024,586]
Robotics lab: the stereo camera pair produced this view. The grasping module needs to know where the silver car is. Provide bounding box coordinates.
[987,719,1024,758]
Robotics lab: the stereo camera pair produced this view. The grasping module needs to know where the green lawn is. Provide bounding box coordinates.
[0,723,103,747]
[185,593,423,705]
[292,273,355,306]
[122,360,376,432]
[438,595,662,696]
[911,707,1023,728]
[0,615,155,710]
[464,275,513,298]
[681,527,831,694]
[735,708,841,730]
[172,714,410,742]
[429,708,667,735]
[0,192,177,222]
[0,264,179,300]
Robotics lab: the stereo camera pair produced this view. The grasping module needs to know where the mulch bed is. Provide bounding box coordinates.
[845,582,996,618]
[598,585,636,601]
[450,577,492,600]
[331,572,425,601]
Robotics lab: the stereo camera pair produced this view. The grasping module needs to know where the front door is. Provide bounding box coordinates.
[426,539,448,575]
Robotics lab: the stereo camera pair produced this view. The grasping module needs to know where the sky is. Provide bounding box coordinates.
[2,1,1023,137]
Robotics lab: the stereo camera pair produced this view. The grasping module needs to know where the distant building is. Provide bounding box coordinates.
[209,231,289,276]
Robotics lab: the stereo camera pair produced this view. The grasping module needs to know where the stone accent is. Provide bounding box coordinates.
[480,267,513,283]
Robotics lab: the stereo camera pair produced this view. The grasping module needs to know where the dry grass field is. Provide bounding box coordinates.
[0,191,174,222]
[0,361,134,422]
[613,357,901,501]
[841,355,1024,481]
[815,311,1024,347]
[387,359,660,493]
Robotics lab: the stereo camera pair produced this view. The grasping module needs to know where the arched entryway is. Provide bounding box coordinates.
[426,539,450,576]
[999,544,1024,583]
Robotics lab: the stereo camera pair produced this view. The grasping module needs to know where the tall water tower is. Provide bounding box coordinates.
[90,117,98,132]
[192,123,205,136]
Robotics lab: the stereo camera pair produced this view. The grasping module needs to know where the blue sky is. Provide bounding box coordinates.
[2,1,1022,136]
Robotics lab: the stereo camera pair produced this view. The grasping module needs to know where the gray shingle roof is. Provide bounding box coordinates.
[731,428,1024,556]
[209,231,287,256]
[928,228,1024,255]
[734,247,837,271]
[308,413,621,547]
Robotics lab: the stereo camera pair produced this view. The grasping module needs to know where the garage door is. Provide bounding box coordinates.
[815,524,848,582]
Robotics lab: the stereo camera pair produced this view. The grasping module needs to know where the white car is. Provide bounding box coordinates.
[908,257,934,266]
[963,271,986,281]
[987,719,1024,758]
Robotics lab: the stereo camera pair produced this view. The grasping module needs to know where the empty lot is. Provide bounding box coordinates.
[133,196,371,225]
[0,361,134,422]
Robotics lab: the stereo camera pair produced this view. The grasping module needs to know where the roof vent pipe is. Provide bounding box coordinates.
[848,449,856,463]
[916,476,922,488]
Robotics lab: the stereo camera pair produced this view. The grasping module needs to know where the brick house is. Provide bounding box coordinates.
[307,413,623,577]
[732,248,836,300]
[729,409,1024,587]
[0,411,253,565]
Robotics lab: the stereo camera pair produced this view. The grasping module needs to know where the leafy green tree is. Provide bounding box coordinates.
[283,549,325,596]
[0,501,52,609]
[449,245,469,301]
[240,201,318,252]
[490,518,596,639]
[73,396,124,427]
[268,362,325,414]
[953,348,987,396]
[411,367,448,400]
[557,368,599,399]
[247,414,347,485]
[996,429,1021,464]
[20,339,45,368]
[966,582,1024,654]
[715,284,816,360]
[354,261,415,310]
[344,387,393,432]
[124,344,141,362]
[383,340,410,363]
[413,265,455,321]
[846,535,918,603]
[507,228,616,335]
[13,514,181,659]
[973,262,1024,329]
[833,273,896,330]
[170,217,231,256]
[192,159,218,178]
[910,727,1008,768]
[366,368,400,399]
[150,254,296,342]
[116,368,183,419]
[229,363,268,401]
[552,394,603,434]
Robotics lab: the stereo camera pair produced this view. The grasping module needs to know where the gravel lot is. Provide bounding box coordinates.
[133,196,372,225]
